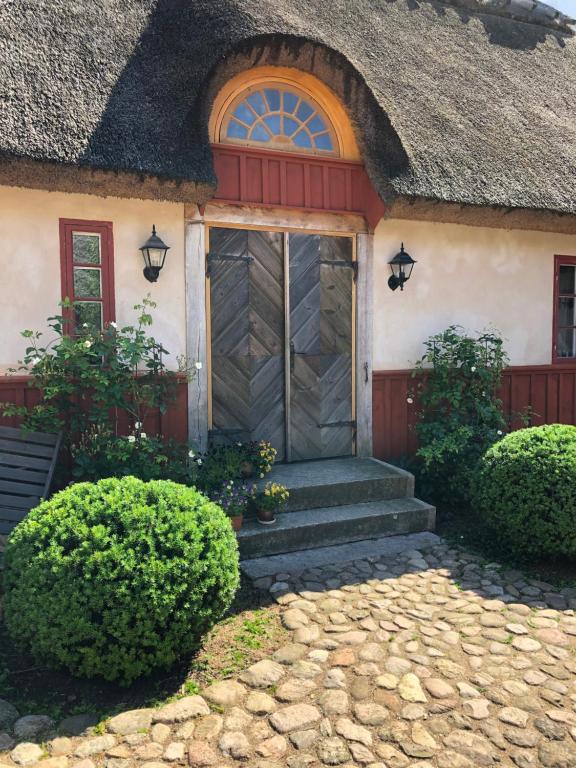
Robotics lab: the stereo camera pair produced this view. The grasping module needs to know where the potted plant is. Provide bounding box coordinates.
[238,440,277,479]
[254,482,289,525]
[210,480,255,531]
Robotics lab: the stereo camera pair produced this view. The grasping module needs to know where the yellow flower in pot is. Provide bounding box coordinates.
[255,482,289,526]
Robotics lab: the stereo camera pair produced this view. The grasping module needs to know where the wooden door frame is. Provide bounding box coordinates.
[185,203,373,457]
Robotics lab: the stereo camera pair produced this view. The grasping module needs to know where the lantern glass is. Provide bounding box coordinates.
[143,246,167,269]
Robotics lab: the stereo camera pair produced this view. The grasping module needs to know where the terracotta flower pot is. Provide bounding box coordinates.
[230,514,244,531]
[256,507,276,525]
[240,460,255,479]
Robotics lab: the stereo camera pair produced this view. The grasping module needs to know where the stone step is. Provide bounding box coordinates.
[240,531,442,579]
[265,457,413,511]
[237,497,436,560]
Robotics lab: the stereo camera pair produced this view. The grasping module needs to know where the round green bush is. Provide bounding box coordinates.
[471,424,576,560]
[3,477,240,685]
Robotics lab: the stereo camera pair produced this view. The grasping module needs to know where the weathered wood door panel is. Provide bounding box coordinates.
[209,227,354,462]
[288,234,354,460]
[209,227,286,459]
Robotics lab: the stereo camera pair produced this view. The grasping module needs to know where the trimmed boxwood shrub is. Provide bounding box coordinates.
[471,424,576,560]
[3,477,240,685]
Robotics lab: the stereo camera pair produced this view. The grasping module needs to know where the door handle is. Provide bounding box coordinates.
[290,340,295,373]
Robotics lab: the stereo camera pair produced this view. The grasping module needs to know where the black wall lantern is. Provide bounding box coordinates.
[388,243,416,291]
[140,225,170,282]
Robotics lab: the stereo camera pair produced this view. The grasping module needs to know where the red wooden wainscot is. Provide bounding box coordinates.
[0,376,189,444]
[3,366,576,462]
[372,364,576,463]
[211,145,385,229]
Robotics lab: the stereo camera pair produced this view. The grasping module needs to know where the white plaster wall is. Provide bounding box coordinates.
[373,219,576,370]
[0,186,185,370]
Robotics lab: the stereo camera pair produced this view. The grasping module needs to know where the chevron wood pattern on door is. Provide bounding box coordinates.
[209,227,286,459]
[288,234,354,461]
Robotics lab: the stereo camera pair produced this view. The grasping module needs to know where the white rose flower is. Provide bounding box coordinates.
[135,421,142,430]
[497,430,503,435]
[196,458,203,466]
[109,321,117,329]
[82,323,88,328]
[84,340,92,349]
[140,432,147,439]
[30,356,41,367]
[406,397,414,404]
[188,449,195,458]
[471,366,477,372]
[195,361,203,370]
[127,435,136,443]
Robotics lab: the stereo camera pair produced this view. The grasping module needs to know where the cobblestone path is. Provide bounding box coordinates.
[2,540,576,768]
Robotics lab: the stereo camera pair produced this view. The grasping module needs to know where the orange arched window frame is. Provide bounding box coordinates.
[210,67,360,162]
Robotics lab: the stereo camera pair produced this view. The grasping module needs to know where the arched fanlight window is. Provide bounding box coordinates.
[220,84,339,156]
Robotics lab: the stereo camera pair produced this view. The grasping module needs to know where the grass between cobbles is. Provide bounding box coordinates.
[0,574,288,726]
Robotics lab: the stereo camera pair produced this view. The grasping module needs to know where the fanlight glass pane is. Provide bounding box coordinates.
[73,233,100,264]
[314,133,333,150]
[75,301,103,330]
[265,89,281,111]
[252,124,269,142]
[74,267,101,298]
[223,85,337,155]
[247,91,266,115]
[233,103,256,125]
[283,92,298,113]
[264,114,282,135]
[227,119,249,139]
[307,115,326,134]
[294,130,312,148]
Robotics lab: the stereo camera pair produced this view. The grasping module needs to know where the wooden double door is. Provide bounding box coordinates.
[208,226,355,462]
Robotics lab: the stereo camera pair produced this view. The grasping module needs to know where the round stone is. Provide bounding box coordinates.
[424,678,455,699]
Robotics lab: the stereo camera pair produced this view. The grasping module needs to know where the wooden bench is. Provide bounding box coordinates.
[0,426,62,535]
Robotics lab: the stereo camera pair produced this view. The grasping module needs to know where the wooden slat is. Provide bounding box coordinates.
[0,465,48,484]
[0,493,41,510]
[0,506,30,522]
[0,451,52,470]
[0,479,46,496]
[0,519,16,534]
[0,426,58,445]
[0,439,54,458]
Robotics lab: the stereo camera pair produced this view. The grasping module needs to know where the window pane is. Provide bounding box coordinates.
[296,101,314,122]
[308,115,326,134]
[74,267,101,298]
[264,114,282,135]
[75,301,102,330]
[284,117,299,136]
[557,328,576,358]
[265,89,280,111]
[559,297,575,327]
[314,133,334,150]
[283,92,298,114]
[247,92,266,115]
[559,265,576,295]
[251,123,269,142]
[73,233,100,264]
[233,102,256,125]
[227,119,249,139]
[293,130,312,148]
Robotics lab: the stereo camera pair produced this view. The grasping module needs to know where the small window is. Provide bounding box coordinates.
[221,83,338,156]
[553,255,576,362]
[59,219,115,330]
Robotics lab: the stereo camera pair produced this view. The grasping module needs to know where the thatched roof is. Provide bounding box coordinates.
[1,0,575,215]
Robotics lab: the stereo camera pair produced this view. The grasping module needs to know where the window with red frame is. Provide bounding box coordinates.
[554,255,576,362]
[59,219,115,330]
